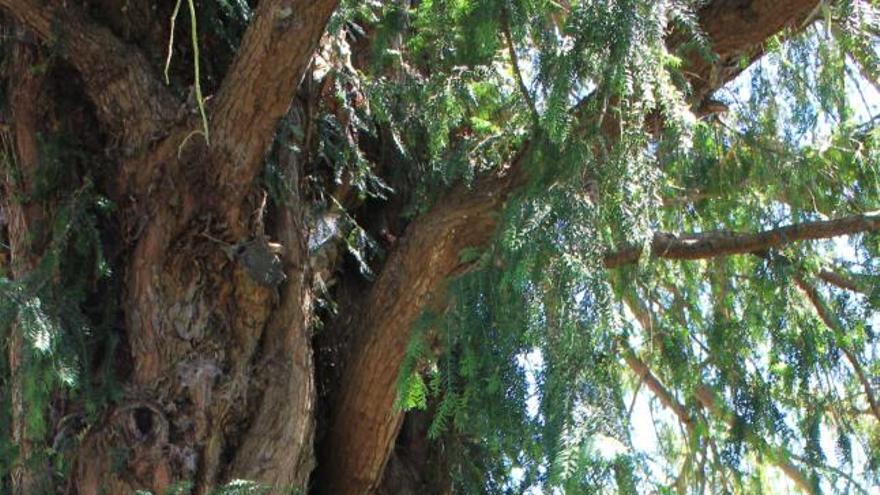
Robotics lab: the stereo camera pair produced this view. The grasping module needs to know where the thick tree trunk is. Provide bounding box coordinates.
[0,1,845,494]
[2,0,335,493]
[72,156,315,494]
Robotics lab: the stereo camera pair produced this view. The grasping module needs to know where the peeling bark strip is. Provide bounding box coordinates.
[604,213,880,267]
[319,1,823,493]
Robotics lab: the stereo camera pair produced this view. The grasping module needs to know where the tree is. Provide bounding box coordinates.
[0,0,878,493]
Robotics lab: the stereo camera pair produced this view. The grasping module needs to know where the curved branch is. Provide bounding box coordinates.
[316,171,518,494]
[675,0,822,104]
[0,0,180,152]
[604,213,880,268]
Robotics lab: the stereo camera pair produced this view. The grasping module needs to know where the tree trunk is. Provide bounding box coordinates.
[1,0,335,493]
[0,1,830,494]
[5,25,48,495]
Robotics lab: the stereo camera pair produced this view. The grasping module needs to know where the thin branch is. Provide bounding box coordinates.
[604,213,880,268]
[620,340,816,494]
[501,4,538,123]
[793,275,880,422]
[693,385,817,495]
[622,286,818,494]
[792,454,871,495]
[619,340,696,438]
[817,268,869,294]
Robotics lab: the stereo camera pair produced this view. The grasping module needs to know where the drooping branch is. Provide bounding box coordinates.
[619,341,695,437]
[0,0,179,152]
[622,346,815,494]
[692,383,817,494]
[793,276,880,422]
[620,300,817,494]
[604,213,880,268]
[209,0,338,204]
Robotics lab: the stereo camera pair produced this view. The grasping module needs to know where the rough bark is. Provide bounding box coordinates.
[1,1,336,493]
[0,0,842,494]
[210,0,339,207]
[318,1,824,493]
[674,0,822,104]
[0,0,180,153]
[316,170,522,494]
[375,410,452,495]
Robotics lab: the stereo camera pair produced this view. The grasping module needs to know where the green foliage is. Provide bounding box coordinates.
[2,0,879,493]
[0,131,121,485]
[384,0,880,493]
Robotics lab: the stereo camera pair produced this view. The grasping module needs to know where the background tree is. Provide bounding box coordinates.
[0,0,878,494]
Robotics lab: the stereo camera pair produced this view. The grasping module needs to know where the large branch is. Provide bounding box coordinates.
[318,1,824,493]
[209,0,338,203]
[316,171,518,494]
[0,0,179,152]
[604,213,880,268]
[674,0,822,103]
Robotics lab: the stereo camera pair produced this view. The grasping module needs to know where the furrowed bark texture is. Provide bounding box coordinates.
[210,0,338,205]
[317,1,823,493]
[0,0,179,153]
[1,0,853,494]
[2,0,335,493]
